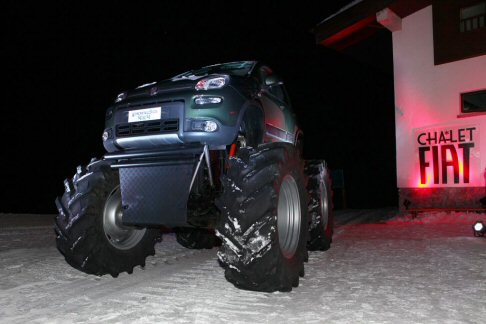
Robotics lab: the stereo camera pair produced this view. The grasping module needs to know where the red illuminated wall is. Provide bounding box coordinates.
[390,5,486,208]
[392,6,486,194]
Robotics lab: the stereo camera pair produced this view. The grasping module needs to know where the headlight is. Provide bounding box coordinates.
[114,92,126,103]
[102,128,113,141]
[195,76,228,91]
[102,131,109,142]
[191,120,218,132]
[194,96,223,105]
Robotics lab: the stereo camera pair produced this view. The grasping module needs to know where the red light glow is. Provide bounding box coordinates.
[320,16,377,50]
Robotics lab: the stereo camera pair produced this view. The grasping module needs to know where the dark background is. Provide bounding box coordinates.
[4,0,397,214]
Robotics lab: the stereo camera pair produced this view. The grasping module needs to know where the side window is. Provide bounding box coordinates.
[269,84,291,106]
[269,85,285,102]
[258,65,291,106]
[259,66,273,84]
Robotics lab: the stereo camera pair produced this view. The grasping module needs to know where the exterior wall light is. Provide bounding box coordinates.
[473,221,486,237]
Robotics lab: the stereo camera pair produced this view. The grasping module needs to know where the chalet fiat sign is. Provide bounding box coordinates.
[414,124,480,187]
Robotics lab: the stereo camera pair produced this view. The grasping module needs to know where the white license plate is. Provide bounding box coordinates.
[128,107,161,123]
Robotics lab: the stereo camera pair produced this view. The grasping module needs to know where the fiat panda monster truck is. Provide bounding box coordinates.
[55,61,333,292]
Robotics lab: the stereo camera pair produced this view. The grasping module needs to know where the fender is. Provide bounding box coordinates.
[294,129,304,147]
[232,101,265,146]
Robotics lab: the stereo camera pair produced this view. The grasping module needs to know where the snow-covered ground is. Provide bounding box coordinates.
[1,209,485,323]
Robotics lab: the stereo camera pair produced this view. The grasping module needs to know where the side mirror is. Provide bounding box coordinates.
[265,75,280,86]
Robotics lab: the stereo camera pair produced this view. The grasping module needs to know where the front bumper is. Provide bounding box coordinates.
[103,89,244,152]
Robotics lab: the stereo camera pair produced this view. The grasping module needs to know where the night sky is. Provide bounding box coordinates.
[4,1,397,214]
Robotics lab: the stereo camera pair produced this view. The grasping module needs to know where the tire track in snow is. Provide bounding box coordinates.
[3,213,486,324]
[0,221,367,324]
[0,235,214,318]
[96,256,287,323]
[0,234,287,323]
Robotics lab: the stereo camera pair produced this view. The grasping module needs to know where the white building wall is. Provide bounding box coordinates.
[392,5,486,188]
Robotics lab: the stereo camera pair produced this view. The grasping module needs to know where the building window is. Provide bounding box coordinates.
[460,2,485,32]
[434,0,486,65]
[461,89,486,113]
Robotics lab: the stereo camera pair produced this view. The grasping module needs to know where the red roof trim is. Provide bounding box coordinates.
[320,15,376,48]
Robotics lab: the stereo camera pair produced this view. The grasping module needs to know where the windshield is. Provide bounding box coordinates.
[172,61,256,80]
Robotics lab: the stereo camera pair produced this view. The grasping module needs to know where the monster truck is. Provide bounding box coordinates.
[55,61,333,292]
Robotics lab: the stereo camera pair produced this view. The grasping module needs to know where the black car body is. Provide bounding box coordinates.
[102,61,301,152]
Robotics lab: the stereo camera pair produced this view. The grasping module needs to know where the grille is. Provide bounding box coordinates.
[116,119,179,137]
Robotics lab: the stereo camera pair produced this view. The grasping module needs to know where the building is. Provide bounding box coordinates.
[314,0,486,210]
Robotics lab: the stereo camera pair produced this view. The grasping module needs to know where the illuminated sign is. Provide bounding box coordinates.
[414,124,480,187]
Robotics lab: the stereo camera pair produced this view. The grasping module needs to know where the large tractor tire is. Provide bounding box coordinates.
[216,143,308,292]
[54,159,160,277]
[305,160,333,251]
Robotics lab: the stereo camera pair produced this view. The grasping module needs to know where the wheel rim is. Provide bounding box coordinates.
[320,178,329,231]
[277,175,302,259]
[103,186,146,250]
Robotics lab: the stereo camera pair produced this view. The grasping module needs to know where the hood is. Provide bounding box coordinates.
[121,77,199,101]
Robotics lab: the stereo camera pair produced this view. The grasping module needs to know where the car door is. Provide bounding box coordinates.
[258,67,294,143]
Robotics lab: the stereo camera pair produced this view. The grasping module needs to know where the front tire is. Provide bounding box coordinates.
[54,159,160,277]
[216,143,308,292]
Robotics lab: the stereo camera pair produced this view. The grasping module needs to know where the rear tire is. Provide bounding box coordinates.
[54,159,160,277]
[175,227,219,249]
[216,143,308,292]
[305,160,333,251]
